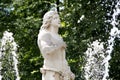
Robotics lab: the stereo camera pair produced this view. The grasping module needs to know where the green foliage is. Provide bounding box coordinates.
[60,0,110,79]
[0,0,120,80]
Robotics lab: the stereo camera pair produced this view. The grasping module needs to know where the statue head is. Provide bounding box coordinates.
[41,11,60,30]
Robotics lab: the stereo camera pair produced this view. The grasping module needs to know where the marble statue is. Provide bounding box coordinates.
[37,11,75,80]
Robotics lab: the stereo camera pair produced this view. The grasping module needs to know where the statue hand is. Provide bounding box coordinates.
[61,42,67,49]
[70,72,75,80]
[63,71,75,80]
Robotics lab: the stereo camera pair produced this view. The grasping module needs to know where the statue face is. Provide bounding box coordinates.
[51,14,61,28]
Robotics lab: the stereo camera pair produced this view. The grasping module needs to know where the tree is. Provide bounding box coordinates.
[0,0,120,80]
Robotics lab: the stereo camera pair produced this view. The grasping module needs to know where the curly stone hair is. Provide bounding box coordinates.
[40,11,58,30]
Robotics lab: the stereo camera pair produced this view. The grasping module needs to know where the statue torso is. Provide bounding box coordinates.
[38,30,69,72]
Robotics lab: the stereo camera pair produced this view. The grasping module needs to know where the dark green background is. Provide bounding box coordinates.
[0,0,120,80]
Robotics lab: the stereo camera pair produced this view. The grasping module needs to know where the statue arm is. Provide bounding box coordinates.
[38,33,66,55]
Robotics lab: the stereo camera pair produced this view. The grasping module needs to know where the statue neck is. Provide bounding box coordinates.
[47,26,58,34]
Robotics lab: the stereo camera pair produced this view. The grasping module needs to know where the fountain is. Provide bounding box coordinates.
[0,31,20,80]
[84,1,120,80]
[84,40,105,80]
[103,1,120,80]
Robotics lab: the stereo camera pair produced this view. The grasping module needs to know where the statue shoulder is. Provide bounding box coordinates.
[38,30,51,40]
